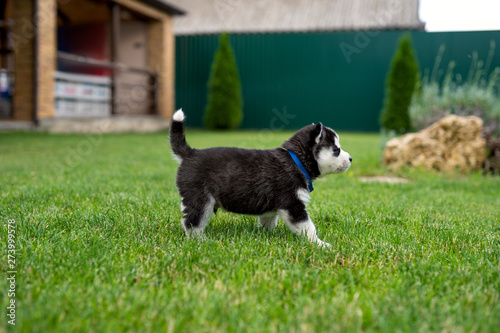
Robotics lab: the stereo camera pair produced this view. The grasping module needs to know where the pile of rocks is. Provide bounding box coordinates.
[382,115,486,173]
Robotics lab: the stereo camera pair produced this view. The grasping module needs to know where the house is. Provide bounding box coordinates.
[0,0,185,132]
[167,0,424,35]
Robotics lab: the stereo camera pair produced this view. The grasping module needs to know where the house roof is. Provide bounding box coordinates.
[166,0,423,35]
[140,0,185,16]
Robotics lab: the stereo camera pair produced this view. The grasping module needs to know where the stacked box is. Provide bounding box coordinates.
[55,99,78,117]
[54,71,112,118]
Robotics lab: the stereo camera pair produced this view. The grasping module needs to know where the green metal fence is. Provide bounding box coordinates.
[175,30,500,131]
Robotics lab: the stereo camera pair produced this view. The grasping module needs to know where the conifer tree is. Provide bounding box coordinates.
[380,34,419,134]
[204,33,243,130]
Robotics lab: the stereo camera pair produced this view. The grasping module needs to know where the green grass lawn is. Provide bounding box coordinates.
[1,130,499,332]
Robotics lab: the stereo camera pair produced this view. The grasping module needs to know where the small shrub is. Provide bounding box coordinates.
[410,41,500,135]
[380,34,420,135]
[204,33,243,130]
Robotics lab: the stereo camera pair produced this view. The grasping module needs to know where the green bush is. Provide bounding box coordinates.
[409,41,500,135]
[204,33,243,130]
[380,34,420,134]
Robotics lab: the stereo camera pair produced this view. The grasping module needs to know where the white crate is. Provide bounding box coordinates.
[55,71,111,85]
[76,101,111,117]
[92,85,111,100]
[55,99,79,117]
[55,81,79,99]
[77,83,95,99]
[95,102,111,116]
[76,83,111,101]
[77,101,92,117]
[54,71,111,102]
[54,81,63,96]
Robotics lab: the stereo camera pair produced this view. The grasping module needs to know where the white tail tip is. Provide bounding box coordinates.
[173,108,185,122]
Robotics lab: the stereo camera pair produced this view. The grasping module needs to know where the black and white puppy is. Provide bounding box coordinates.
[169,109,352,247]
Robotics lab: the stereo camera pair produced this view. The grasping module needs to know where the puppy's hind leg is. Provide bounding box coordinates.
[258,213,278,232]
[181,195,215,238]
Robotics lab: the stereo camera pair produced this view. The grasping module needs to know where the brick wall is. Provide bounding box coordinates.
[11,0,55,122]
[36,0,56,119]
[148,16,175,119]
[12,0,34,121]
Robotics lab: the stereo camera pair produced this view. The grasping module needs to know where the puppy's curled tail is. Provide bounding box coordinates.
[169,109,194,162]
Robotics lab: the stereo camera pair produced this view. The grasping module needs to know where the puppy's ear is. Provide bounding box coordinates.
[312,122,323,144]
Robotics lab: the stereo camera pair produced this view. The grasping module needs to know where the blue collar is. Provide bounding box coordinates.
[287,150,314,192]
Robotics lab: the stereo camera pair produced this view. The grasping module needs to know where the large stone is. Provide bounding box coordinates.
[382,115,486,173]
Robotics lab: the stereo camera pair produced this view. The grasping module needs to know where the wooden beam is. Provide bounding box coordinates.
[57,51,155,75]
[147,17,175,119]
[35,0,56,120]
[0,2,8,69]
[110,2,120,115]
[112,0,169,20]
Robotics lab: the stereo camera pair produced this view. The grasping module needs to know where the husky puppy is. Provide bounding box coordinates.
[169,109,352,247]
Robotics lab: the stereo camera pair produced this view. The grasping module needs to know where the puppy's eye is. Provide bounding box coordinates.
[333,147,341,156]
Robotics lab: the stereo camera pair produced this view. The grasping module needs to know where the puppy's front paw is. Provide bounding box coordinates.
[316,239,331,248]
